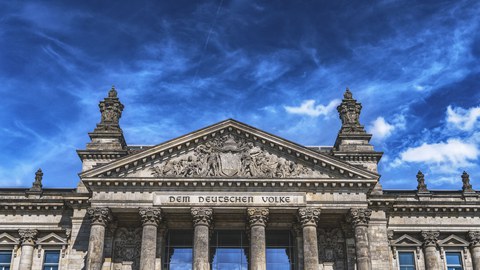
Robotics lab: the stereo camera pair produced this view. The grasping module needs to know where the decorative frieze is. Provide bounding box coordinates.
[139,207,162,226]
[421,231,439,247]
[87,207,113,226]
[18,229,38,246]
[191,207,213,227]
[347,208,372,226]
[247,208,269,227]
[298,207,321,227]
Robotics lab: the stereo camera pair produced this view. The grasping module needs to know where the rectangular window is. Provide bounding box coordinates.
[266,231,294,270]
[398,252,415,270]
[0,250,12,270]
[445,252,463,270]
[43,250,60,270]
[163,230,193,270]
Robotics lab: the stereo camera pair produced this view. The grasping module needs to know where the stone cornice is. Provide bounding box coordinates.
[247,208,269,227]
[191,207,213,227]
[298,207,321,227]
[139,207,162,226]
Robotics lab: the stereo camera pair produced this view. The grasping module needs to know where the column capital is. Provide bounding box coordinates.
[469,231,480,247]
[87,207,113,227]
[18,229,38,246]
[139,207,162,226]
[247,208,269,227]
[421,230,439,247]
[347,208,371,227]
[191,207,213,227]
[298,207,321,227]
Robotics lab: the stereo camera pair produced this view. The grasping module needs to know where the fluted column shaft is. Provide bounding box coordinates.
[18,229,37,270]
[191,208,213,270]
[348,208,372,270]
[421,231,440,270]
[469,231,480,270]
[139,207,162,270]
[247,208,269,270]
[86,207,112,270]
[298,208,321,270]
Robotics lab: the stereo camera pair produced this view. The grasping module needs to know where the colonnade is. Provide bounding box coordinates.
[84,206,375,270]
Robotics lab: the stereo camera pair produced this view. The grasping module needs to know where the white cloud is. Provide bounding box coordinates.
[368,117,395,140]
[446,105,480,131]
[284,99,340,117]
[394,138,479,170]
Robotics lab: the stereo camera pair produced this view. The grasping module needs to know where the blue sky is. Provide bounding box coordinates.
[0,1,479,190]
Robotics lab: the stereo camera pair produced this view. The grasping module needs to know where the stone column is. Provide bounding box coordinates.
[293,224,304,270]
[18,229,38,270]
[191,207,213,270]
[421,231,440,270]
[469,231,480,270]
[298,207,321,270]
[86,207,112,270]
[347,208,372,270]
[247,208,269,270]
[139,207,162,270]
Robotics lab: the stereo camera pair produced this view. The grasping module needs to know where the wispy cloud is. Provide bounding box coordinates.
[446,105,480,131]
[284,99,340,117]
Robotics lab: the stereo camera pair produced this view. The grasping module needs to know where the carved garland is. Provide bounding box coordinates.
[191,207,213,227]
[139,207,162,226]
[247,208,269,227]
[298,207,321,227]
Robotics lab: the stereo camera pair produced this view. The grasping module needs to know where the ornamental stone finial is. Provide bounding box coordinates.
[337,88,365,134]
[108,85,117,97]
[462,171,474,192]
[139,207,162,226]
[191,207,213,227]
[416,171,428,193]
[468,231,480,247]
[29,168,43,193]
[98,87,124,128]
[18,229,38,246]
[298,207,321,227]
[247,208,269,227]
[421,231,439,247]
[347,208,372,226]
[87,207,113,227]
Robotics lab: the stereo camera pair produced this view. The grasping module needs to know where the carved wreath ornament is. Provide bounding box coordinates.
[150,134,325,178]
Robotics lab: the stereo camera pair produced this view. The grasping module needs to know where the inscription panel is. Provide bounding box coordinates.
[154,192,305,206]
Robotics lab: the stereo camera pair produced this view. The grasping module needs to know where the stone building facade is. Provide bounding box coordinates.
[0,87,479,270]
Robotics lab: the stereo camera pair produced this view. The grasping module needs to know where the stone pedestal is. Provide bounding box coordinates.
[298,207,321,270]
[191,208,213,270]
[139,207,162,270]
[348,208,372,270]
[18,229,37,270]
[421,231,440,270]
[86,207,112,270]
[469,231,480,270]
[247,208,269,270]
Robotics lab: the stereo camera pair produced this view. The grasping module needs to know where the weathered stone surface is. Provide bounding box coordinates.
[86,207,112,270]
[247,208,268,270]
[421,231,440,270]
[139,207,162,270]
[192,208,212,270]
[470,231,480,270]
[348,208,372,270]
[18,229,37,270]
[298,207,321,270]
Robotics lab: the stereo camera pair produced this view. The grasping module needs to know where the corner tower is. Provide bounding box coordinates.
[77,86,128,172]
[332,88,383,173]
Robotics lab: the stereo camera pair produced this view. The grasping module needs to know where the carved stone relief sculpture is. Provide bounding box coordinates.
[318,228,346,268]
[113,227,142,270]
[148,134,330,178]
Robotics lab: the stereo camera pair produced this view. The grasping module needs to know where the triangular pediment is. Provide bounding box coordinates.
[392,234,422,246]
[80,119,379,180]
[0,233,18,245]
[438,235,469,247]
[37,233,67,246]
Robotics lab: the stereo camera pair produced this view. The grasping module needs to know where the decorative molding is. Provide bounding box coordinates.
[247,208,269,227]
[87,207,113,226]
[18,229,38,246]
[191,207,213,227]
[36,232,68,246]
[0,232,19,245]
[298,207,321,227]
[139,207,162,226]
[347,208,371,226]
[421,231,439,247]
[438,234,469,247]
